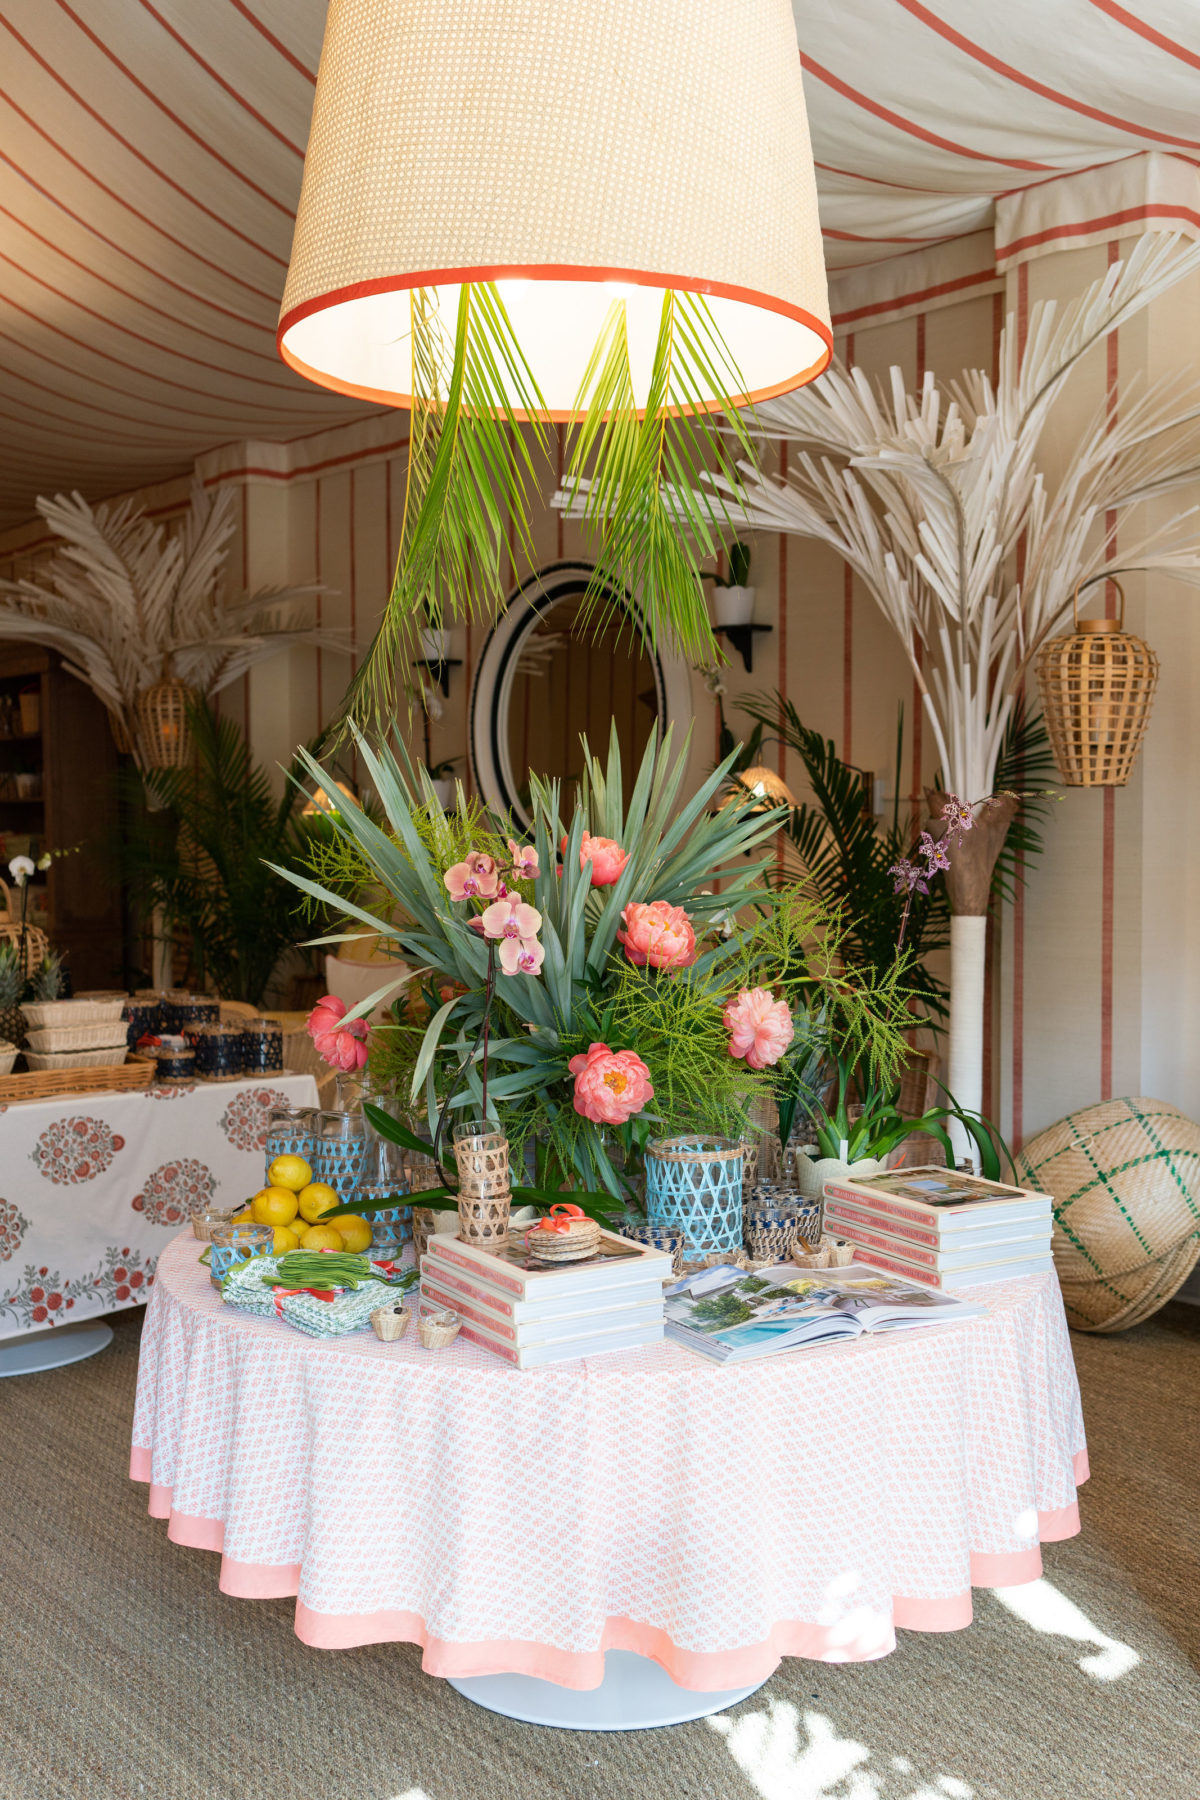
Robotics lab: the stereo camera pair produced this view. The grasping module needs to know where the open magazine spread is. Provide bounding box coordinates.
[664,1262,985,1363]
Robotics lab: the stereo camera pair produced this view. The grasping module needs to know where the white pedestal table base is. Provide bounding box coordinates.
[0,1320,114,1377]
[448,1648,768,1730]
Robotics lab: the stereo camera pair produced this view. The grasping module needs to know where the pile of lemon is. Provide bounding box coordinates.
[232,1153,373,1256]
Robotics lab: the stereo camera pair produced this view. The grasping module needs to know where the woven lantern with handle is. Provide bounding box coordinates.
[133,678,195,772]
[1036,580,1159,787]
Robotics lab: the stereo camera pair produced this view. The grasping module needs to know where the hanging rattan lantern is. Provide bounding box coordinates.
[133,678,195,772]
[1036,581,1159,787]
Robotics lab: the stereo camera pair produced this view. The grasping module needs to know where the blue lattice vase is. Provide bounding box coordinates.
[645,1136,744,1257]
[315,1112,368,1207]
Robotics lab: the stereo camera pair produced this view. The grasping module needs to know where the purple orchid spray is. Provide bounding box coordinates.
[890,795,976,951]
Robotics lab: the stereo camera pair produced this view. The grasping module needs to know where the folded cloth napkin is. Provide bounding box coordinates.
[220,1252,418,1338]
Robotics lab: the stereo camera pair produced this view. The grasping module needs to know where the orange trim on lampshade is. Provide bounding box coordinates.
[278,0,831,419]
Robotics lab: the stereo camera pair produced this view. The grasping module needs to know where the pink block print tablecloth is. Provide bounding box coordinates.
[131,1234,1088,1691]
[0,1075,318,1339]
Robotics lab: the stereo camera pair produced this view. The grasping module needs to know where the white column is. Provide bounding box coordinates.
[948,914,988,1166]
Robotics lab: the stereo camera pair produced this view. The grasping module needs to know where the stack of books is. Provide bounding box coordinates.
[821,1166,1054,1289]
[420,1229,670,1367]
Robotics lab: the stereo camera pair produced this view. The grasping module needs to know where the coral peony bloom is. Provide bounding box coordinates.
[480,897,542,941]
[507,839,540,880]
[618,900,697,971]
[499,935,545,976]
[306,993,370,1072]
[444,851,501,901]
[568,1041,654,1125]
[722,987,794,1070]
[579,832,629,886]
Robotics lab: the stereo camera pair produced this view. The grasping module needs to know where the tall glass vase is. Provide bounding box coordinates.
[359,1096,412,1253]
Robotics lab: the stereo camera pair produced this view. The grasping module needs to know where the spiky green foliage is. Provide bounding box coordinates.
[340,283,760,736]
[563,290,752,663]
[740,693,949,1017]
[30,952,65,1002]
[276,723,917,1198]
[121,698,322,1006]
[343,284,549,733]
[0,941,23,1009]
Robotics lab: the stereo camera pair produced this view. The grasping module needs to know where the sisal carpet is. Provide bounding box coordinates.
[0,1304,1196,1800]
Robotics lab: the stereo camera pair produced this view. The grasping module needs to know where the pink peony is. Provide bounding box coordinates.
[480,897,542,941]
[568,1041,654,1125]
[722,987,794,1070]
[499,935,545,976]
[306,994,370,1072]
[508,839,540,880]
[579,833,629,887]
[444,851,501,901]
[618,900,697,971]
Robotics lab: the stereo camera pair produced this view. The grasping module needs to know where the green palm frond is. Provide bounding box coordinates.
[562,290,754,665]
[342,283,551,735]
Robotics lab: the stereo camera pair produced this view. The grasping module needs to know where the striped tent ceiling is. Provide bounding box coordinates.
[1,0,1197,530]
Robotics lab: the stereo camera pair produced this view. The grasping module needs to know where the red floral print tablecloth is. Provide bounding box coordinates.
[0,1074,317,1337]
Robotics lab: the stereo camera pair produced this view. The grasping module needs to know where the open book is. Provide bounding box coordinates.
[664,1262,985,1364]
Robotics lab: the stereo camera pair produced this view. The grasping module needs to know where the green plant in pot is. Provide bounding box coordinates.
[712,540,755,628]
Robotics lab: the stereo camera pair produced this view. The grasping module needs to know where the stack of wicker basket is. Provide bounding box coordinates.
[452,1123,512,1250]
[1017,1095,1200,1331]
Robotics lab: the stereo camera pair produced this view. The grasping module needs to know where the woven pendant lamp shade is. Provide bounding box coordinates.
[1036,582,1159,787]
[133,679,194,772]
[279,0,831,417]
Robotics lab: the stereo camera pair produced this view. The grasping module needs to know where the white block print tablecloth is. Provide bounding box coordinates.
[0,1074,318,1338]
[132,1236,1089,1687]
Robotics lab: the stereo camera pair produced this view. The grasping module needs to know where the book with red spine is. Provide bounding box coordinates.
[421,1274,663,1346]
[443,1301,666,1369]
[848,1240,1053,1289]
[420,1255,665,1324]
[823,1205,1051,1271]
[823,1194,1052,1251]
[822,1166,1051,1234]
[424,1227,670,1298]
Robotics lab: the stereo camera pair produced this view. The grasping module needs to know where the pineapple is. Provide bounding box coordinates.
[0,941,24,1049]
[31,951,65,1003]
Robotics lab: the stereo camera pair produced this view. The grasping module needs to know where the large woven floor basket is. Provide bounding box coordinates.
[1017,1096,1200,1332]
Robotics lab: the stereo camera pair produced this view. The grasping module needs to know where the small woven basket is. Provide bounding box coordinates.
[1036,580,1159,788]
[616,1219,684,1276]
[418,1307,462,1349]
[370,1303,411,1342]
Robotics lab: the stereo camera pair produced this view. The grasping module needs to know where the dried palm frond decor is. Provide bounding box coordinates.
[712,233,1200,1156]
[1036,580,1160,787]
[0,484,337,771]
[276,0,832,734]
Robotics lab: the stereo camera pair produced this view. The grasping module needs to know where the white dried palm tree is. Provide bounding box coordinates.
[0,483,339,763]
[711,232,1200,1149]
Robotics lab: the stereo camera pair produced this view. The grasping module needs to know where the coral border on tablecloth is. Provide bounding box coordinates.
[129,1445,1089,1689]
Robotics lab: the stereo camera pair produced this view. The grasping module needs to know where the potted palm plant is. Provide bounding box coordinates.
[712,540,755,627]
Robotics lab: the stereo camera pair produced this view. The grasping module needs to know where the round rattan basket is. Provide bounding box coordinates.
[133,678,195,771]
[1035,580,1159,788]
[1017,1095,1200,1332]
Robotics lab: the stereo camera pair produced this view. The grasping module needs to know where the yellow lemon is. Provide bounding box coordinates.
[271,1224,301,1254]
[297,1181,340,1224]
[231,1207,255,1224]
[251,1186,300,1227]
[267,1153,313,1193]
[299,1224,345,1251]
[325,1213,372,1254]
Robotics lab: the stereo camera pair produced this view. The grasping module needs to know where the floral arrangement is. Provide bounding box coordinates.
[306,993,371,1074]
[281,727,916,1210]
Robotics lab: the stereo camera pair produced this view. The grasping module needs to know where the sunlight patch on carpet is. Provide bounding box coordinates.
[992,1578,1140,1681]
[709,1698,975,1800]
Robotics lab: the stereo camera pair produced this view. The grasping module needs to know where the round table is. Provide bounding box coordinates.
[131,1235,1088,1730]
